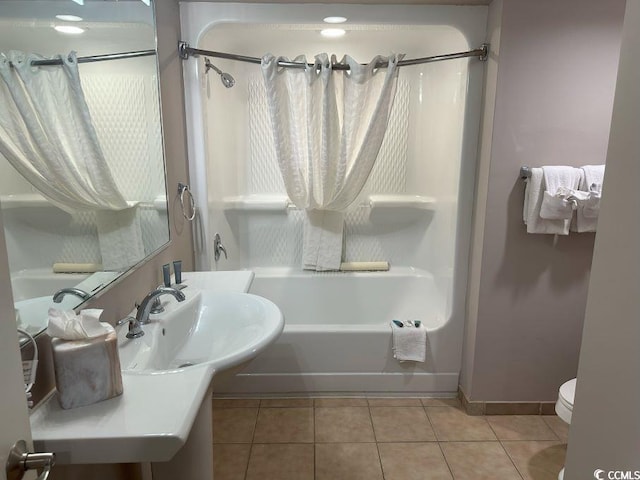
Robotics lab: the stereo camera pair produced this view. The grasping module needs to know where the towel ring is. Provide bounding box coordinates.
[178,182,196,221]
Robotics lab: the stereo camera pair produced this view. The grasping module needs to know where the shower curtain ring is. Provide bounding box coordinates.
[178,182,196,221]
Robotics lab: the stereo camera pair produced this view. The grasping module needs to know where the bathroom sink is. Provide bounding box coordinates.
[117,289,284,374]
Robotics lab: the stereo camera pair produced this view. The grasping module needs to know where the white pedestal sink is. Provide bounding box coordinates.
[30,271,284,477]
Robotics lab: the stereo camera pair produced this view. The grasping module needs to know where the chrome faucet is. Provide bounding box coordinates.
[52,287,91,304]
[126,287,186,339]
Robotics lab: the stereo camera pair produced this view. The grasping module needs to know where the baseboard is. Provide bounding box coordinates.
[213,372,459,394]
[458,387,557,416]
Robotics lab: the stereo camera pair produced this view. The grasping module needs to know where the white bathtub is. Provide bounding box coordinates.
[12,269,90,336]
[214,267,461,395]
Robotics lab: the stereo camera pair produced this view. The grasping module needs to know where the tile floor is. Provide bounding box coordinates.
[212,397,569,480]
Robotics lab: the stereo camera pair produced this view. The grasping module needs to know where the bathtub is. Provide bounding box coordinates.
[12,269,90,336]
[214,267,461,395]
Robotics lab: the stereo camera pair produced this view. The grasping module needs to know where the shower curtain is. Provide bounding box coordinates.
[262,52,402,271]
[0,51,144,270]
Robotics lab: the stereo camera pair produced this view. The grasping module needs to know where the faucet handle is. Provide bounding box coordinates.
[214,233,228,262]
[126,317,144,339]
[116,316,135,327]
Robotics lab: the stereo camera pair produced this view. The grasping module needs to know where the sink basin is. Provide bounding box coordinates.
[118,289,284,374]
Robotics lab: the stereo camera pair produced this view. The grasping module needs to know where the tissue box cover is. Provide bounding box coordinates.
[51,331,123,409]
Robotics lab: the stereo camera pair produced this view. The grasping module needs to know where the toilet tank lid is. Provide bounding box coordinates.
[559,378,577,405]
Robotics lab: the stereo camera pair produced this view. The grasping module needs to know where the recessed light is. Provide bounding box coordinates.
[323,16,347,24]
[54,25,85,34]
[55,14,83,22]
[320,28,346,38]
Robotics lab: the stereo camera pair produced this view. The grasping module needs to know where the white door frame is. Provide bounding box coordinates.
[0,206,35,480]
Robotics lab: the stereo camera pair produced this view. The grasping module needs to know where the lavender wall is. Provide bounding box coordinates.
[463,0,625,401]
[565,2,640,475]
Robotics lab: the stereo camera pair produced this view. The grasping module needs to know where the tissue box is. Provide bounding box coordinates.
[51,331,123,409]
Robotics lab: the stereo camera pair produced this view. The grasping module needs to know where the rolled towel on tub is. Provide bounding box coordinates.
[340,261,389,272]
[391,320,427,362]
[53,263,103,274]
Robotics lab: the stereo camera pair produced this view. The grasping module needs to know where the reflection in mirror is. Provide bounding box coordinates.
[0,1,170,340]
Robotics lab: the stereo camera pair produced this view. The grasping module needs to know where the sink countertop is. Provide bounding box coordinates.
[30,270,254,464]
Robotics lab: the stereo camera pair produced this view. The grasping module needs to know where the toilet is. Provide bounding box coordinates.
[555,378,576,480]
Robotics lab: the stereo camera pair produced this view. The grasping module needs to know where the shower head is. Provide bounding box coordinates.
[204,58,235,88]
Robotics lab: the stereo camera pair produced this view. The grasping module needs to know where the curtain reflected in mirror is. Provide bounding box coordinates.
[0,0,170,339]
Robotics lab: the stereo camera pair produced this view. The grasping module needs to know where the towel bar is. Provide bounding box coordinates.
[520,166,532,179]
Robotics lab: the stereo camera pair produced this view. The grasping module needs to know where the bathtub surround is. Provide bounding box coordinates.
[261,52,402,271]
[462,0,625,403]
[182,4,487,397]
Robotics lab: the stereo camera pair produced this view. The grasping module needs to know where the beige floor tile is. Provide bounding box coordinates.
[246,444,314,480]
[315,407,375,443]
[487,416,558,441]
[212,408,258,443]
[440,442,522,480]
[378,443,453,480]
[542,416,570,442]
[314,398,368,407]
[253,408,314,443]
[315,443,383,480]
[367,398,422,407]
[260,398,313,408]
[421,397,462,408]
[503,441,566,480]
[426,407,497,441]
[370,407,436,442]
[213,398,260,408]
[213,444,251,480]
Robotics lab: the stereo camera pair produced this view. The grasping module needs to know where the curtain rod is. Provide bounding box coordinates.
[178,41,488,70]
[27,49,156,67]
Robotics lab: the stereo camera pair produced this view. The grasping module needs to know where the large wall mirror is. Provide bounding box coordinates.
[0,0,170,340]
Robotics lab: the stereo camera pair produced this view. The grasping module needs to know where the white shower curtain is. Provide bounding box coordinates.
[0,51,144,270]
[0,51,128,212]
[261,52,402,271]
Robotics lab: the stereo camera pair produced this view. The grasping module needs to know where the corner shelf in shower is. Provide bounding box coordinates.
[222,194,436,212]
[0,193,167,211]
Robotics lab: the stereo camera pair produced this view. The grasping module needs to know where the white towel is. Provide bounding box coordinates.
[96,206,145,271]
[523,168,570,235]
[391,321,426,362]
[540,166,582,220]
[573,165,605,232]
[302,210,344,271]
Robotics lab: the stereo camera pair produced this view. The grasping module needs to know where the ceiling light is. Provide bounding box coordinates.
[54,25,85,35]
[55,14,83,22]
[323,16,347,24]
[71,0,84,5]
[140,0,151,5]
[320,28,346,38]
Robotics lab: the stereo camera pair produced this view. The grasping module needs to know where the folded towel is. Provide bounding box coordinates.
[302,210,344,271]
[540,166,582,220]
[391,320,426,362]
[573,165,605,232]
[523,168,571,235]
[96,206,145,271]
[540,187,574,220]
